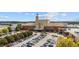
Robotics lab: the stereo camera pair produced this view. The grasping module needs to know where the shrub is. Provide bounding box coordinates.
[0,38,8,46]
[5,35,15,43]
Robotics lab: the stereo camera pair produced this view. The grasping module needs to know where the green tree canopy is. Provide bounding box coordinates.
[15,24,21,31]
[5,35,15,43]
[2,28,9,33]
[0,38,8,46]
[7,26,12,32]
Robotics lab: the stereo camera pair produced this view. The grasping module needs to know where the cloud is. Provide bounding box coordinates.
[0,16,8,19]
[61,13,67,17]
[39,14,48,19]
[39,12,58,17]
[47,12,71,21]
[38,12,74,21]
[25,12,29,15]
[38,12,59,20]
[31,13,35,16]
[16,12,30,15]
[47,12,59,19]
[24,12,35,16]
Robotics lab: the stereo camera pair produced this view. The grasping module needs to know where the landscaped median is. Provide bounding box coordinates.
[0,31,33,47]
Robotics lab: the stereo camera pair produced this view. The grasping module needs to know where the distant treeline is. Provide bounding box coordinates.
[0,21,79,25]
[50,21,79,24]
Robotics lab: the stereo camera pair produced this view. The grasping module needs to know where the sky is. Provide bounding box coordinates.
[0,12,79,21]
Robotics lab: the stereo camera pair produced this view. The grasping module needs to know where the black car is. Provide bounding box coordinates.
[48,44,53,47]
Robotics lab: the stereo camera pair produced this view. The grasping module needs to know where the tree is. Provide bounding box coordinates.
[17,33,25,39]
[7,26,12,32]
[15,24,21,31]
[0,29,3,36]
[12,34,20,41]
[5,35,15,43]
[76,42,79,46]
[0,29,3,33]
[0,38,8,46]
[2,28,9,33]
[27,31,33,36]
[22,32,28,37]
[56,37,77,47]
[9,24,12,26]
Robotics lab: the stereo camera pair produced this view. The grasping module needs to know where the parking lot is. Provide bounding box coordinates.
[12,32,58,47]
[21,34,46,47]
[33,33,57,47]
[13,33,41,47]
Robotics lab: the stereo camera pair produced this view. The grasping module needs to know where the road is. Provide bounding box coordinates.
[12,33,41,47]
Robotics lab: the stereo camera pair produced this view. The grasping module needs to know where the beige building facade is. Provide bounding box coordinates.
[21,14,66,32]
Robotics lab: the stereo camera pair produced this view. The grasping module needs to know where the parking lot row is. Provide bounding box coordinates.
[21,34,46,47]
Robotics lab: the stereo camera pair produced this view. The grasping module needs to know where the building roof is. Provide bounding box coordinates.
[22,23,35,26]
[47,23,65,27]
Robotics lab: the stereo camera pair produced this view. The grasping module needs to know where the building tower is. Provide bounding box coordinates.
[45,15,49,26]
[35,13,39,29]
